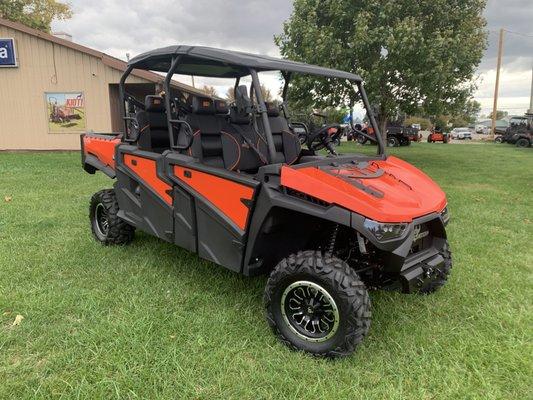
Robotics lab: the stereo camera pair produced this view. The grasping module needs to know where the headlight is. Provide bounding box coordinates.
[440,204,450,225]
[363,219,408,241]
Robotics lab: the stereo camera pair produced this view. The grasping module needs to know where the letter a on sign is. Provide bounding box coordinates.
[0,39,17,67]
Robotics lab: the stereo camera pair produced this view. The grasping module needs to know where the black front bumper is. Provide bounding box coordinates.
[399,248,446,293]
[352,210,449,293]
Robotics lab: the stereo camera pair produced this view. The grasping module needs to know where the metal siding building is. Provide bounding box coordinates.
[0,18,201,150]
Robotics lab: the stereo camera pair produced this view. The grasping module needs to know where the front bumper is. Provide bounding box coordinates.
[399,248,446,293]
[352,210,449,293]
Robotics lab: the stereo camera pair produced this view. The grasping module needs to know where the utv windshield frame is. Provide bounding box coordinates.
[119,45,385,160]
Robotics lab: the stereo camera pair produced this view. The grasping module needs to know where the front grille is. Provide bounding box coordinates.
[410,222,431,254]
[285,188,330,207]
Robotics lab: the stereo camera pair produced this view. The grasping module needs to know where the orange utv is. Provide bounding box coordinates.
[81,46,452,357]
[427,128,449,143]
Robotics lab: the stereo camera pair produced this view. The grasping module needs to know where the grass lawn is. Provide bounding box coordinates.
[0,143,532,399]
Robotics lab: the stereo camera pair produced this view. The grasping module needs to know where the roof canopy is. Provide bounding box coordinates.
[127,45,362,82]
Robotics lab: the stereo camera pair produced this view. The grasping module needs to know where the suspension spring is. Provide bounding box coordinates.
[327,224,339,255]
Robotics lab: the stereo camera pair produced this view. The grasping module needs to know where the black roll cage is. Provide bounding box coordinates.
[118,59,385,160]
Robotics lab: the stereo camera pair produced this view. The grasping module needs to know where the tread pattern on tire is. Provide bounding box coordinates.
[90,189,135,245]
[264,250,371,358]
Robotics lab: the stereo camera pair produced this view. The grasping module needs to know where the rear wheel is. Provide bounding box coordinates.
[356,135,367,145]
[264,251,371,358]
[90,189,135,245]
[495,136,503,144]
[387,136,399,147]
[516,138,530,148]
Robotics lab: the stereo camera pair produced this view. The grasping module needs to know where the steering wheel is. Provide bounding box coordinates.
[307,123,342,154]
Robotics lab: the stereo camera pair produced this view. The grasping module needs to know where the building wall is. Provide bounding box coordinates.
[0,25,148,150]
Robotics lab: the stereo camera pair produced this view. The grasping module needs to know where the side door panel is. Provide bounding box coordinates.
[115,145,174,242]
[165,154,259,272]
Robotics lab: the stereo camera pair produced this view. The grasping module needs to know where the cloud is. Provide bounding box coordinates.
[52,0,291,58]
[52,0,533,113]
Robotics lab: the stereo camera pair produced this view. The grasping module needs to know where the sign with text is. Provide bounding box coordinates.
[0,38,17,67]
[46,92,86,133]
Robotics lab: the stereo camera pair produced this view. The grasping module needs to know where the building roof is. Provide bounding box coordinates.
[128,45,362,81]
[0,17,207,96]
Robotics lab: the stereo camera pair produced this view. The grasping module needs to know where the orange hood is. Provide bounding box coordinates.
[280,156,446,223]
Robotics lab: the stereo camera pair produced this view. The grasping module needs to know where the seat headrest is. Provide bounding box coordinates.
[229,107,250,124]
[190,96,215,115]
[145,95,165,112]
[264,102,280,117]
[235,85,252,114]
[214,99,229,115]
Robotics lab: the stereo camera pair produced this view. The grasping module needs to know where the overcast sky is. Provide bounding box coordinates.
[52,0,533,117]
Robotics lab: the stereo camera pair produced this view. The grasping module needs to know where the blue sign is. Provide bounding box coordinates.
[0,38,17,67]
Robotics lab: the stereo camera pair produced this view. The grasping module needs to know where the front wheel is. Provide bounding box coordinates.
[90,189,135,245]
[264,251,371,358]
[495,136,503,144]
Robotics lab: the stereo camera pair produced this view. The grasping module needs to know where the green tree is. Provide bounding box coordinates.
[225,87,235,103]
[487,110,508,120]
[225,84,274,103]
[275,0,487,140]
[0,0,72,32]
[201,85,218,98]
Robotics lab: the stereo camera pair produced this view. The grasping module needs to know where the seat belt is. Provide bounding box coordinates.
[231,124,269,165]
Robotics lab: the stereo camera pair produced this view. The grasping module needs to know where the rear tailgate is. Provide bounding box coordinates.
[80,133,122,178]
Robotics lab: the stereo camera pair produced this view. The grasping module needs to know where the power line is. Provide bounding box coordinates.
[487,29,533,39]
[504,29,533,38]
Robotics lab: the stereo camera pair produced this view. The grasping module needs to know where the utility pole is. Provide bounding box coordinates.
[491,28,504,137]
[528,65,533,114]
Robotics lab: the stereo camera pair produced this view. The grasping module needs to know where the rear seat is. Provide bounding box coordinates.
[136,95,171,153]
[184,96,240,170]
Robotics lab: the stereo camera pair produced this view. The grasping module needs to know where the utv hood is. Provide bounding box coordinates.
[280,156,446,223]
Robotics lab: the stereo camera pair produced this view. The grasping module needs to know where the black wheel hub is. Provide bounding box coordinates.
[94,203,109,237]
[281,281,339,342]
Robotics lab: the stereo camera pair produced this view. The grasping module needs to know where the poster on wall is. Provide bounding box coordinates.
[45,92,86,133]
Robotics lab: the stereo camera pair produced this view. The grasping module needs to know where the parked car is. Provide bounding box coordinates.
[475,125,490,134]
[450,128,473,140]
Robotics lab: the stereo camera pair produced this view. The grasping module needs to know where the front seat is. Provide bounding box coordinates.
[257,101,301,165]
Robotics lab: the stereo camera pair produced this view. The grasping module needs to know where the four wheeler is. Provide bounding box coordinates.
[290,111,343,147]
[81,45,452,358]
[502,114,533,147]
[427,127,449,143]
[352,122,415,147]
